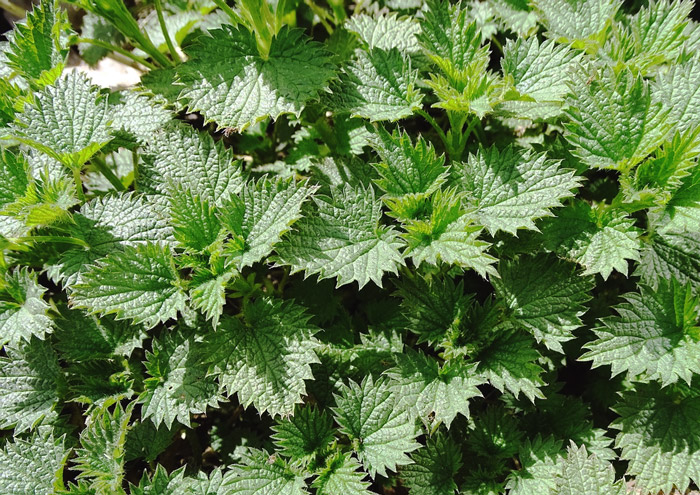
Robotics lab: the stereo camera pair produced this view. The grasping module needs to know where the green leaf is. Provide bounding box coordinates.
[0,426,69,494]
[506,436,563,495]
[220,449,308,495]
[637,231,700,291]
[71,243,187,329]
[169,186,222,252]
[142,124,245,205]
[78,11,124,66]
[541,201,642,279]
[454,145,581,235]
[651,164,700,233]
[327,47,422,121]
[312,452,372,495]
[5,0,71,87]
[125,420,174,463]
[108,91,173,145]
[140,328,221,428]
[400,434,461,495]
[565,67,670,171]
[49,192,174,286]
[369,125,448,198]
[272,405,335,462]
[66,359,132,406]
[0,337,64,433]
[205,297,320,417]
[11,71,112,168]
[189,267,234,327]
[582,278,700,385]
[346,13,422,54]
[73,401,132,494]
[532,0,621,48]
[553,443,626,495]
[0,267,53,347]
[656,55,700,133]
[612,383,700,494]
[219,177,312,269]
[493,254,593,352]
[333,375,420,477]
[177,25,335,130]
[402,190,497,277]
[467,406,524,460]
[276,184,404,288]
[0,148,29,208]
[386,349,482,428]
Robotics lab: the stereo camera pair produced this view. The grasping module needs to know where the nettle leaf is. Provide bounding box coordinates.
[220,177,313,269]
[565,67,670,171]
[73,401,132,494]
[400,433,462,495]
[402,190,497,277]
[108,91,173,144]
[177,25,335,130]
[333,375,420,477]
[651,163,700,233]
[553,443,626,495]
[467,406,524,460]
[140,328,221,428]
[541,201,642,279]
[506,436,563,495]
[5,0,71,87]
[0,148,29,208]
[142,124,245,204]
[276,184,404,288]
[0,426,69,495]
[189,266,234,327]
[533,0,621,47]
[78,11,124,66]
[493,254,593,353]
[272,405,335,462]
[0,267,53,347]
[221,449,307,495]
[71,243,187,329]
[206,297,320,417]
[0,337,64,433]
[369,125,448,199]
[50,192,174,286]
[612,383,700,494]
[312,452,371,495]
[582,278,700,385]
[657,53,700,132]
[637,231,700,291]
[12,71,112,168]
[169,186,222,253]
[328,47,422,121]
[386,349,483,428]
[346,12,422,53]
[454,145,581,235]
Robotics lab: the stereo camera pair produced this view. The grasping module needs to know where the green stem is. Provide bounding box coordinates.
[0,0,25,18]
[72,167,85,202]
[14,236,90,248]
[416,108,449,153]
[132,148,139,190]
[304,0,334,34]
[210,0,245,25]
[154,0,182,63]
[76,38,157,70]
[92,156,126,191]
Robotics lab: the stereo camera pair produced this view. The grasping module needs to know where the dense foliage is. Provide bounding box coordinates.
[1,0,699,493]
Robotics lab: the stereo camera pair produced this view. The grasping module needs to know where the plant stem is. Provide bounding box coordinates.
[72,167,85,201]
[210,0,245,25]
[416,108,449,153]
[76,38,157,70]
[14,236,90,248]
[154,0,182,63]
[304,0,334,34]
[132,148,140,190]
[0,0,25,18]
[92,156,126,191]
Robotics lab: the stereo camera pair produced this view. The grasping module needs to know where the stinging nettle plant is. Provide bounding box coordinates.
[0,0,699,493]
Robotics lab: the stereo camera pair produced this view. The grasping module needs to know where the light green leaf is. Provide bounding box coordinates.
[0,148,29,208]
[276,184,404,288]
[582,278,700,386]
[455,145,581,235]
[506,436,563,495]
[656,55,700,133]
[205,298,320,417]
[0,267,53,347]
[109,91,173,144]
[220,449,307,495]
[12,71,112,168]
[73,401,132,495]
[400,434,461,495]
[0,337,64,433]
[5,0,71,87]
[272,405,335,462]
[346,13,422,53]
[177,25,335,130]
[493,254,594,352]
[0,426,69,494]
[386,350,482,428]
[612,383,700,494]
[71,243,187,329]
[637,231,700,291]
[141,328,221,428]
[219,177,312,269]
[651,164,700,233]
[533,0,621,48]
[142,124,245,205]
[189,267,234,327]
[333,375,420,477]
[169,186,222,252]
[327,47,422,121]
[565,67,670,171]
[554,443,626,495]
[541,201,642,279]
[312,452,372,495]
